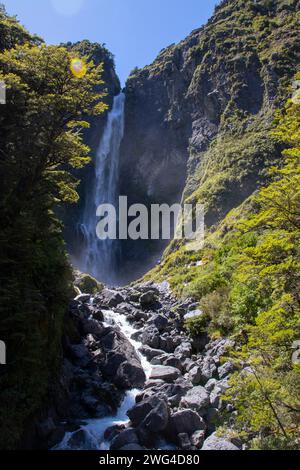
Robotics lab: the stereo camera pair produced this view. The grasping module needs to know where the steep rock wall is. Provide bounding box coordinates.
[119,0,300,282]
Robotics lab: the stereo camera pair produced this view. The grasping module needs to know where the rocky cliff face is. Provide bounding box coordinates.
[119,0,300,282]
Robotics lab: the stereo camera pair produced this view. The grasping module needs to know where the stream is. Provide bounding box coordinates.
[55,307,154,450]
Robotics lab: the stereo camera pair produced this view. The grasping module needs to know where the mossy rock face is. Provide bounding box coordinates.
[74,271,104,295]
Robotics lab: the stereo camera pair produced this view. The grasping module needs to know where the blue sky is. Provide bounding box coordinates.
[4,0,219,85]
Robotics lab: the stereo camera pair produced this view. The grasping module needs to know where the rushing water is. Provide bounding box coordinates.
[78,93,125,285]
[55,308,152,451]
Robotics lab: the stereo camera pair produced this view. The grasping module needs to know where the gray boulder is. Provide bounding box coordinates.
[188,366,202,385]
[201,433,240,450]
[218,361,234,379]
[150,365,181,382]
[169,409,205,436]
[200,357,218,383]
[150,314,169,332]
[174,342,192,359]
[180,386,210,415]
[101,289,125,307]
[139,345,166,360]
[142,325,161,349]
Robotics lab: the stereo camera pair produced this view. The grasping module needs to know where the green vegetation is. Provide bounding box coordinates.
[0,6,106,449]
[149,79,300,448]
[74,272,104,295]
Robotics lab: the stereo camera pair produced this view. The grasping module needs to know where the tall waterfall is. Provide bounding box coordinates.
[79,93,125,284]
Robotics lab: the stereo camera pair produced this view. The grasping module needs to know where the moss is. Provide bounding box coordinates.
[74,271,104,294]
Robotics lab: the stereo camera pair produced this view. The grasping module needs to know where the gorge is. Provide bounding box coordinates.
[0,0,299,452]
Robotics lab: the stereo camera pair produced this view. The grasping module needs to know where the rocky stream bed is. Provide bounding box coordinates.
[36,282,243,451]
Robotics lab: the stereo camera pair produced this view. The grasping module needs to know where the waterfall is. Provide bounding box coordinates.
[79,93,125,284]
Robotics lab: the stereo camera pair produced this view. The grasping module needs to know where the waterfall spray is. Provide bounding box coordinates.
[79,93,125,284]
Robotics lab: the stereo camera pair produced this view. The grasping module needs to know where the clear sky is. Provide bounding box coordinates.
[3,0,219,85]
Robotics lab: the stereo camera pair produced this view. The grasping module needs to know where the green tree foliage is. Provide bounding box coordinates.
[0,7,106,448]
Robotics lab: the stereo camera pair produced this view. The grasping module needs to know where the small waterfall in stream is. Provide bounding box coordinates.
[79,93,125,285]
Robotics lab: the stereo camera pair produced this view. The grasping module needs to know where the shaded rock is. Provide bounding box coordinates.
[209,378,230,409]
[162,355,183,372]
[92,310,105,322]
[68,429,97,450]
[178,433,193,450]
[110,429,139,451]
[36,418,56,439]
[169,410,205,436]
[141,397,170,432]
[81,318,104,337]
[104,424,126,442]
[150,314,169,332]
[140,290,158,307]
[205,378,218,392]
[97,328,146,389]
[141,325,160,349]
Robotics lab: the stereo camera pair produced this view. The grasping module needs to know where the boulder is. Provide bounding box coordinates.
[127,395,169,430]
[150,314,169,332]
[169,410,205,436]
[92,309,105,322]
[209,378,230,409]
[180,386,210,415]
[200,357,218,383]
[97,327,146,389]
[201,433,240,451]
[178,433,193,450]
[174,342,192,359]
[141,326,161,349]
[139,345,166,361]
[188,366,202,385]
[150,365,181,382]
[162,355,183,371]
[81,318,104,337]
[141,397,170,432]
[218,361,234,379]
[101,289,125,308]
[110,429,139,451]
[140,290,158,307]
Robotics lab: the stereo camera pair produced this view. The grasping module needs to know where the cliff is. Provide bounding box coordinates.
[119,0,300,282]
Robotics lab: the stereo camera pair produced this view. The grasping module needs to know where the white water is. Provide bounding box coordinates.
[78,93,125,285]
[55,309,152,451]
